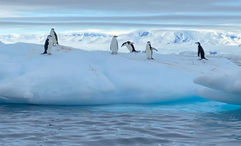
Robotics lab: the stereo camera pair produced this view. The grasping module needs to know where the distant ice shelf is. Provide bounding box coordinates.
[0,30,241,55]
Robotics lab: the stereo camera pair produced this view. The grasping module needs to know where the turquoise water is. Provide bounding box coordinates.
[0,101,241,146]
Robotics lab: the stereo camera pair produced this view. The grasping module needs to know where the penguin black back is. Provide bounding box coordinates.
[121,42,128,47]
[43,38,49,54]
[44,38,49,47]
[130,43,137,52]
[53,31,58,44]
[196,42,206,60]
[121,41,138,52]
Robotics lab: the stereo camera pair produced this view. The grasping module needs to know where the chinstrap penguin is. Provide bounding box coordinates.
[50,28,58,46]
[42,35,54,55]
[146,41,158,60]
[110,35,119,54]
[121,41,139,53]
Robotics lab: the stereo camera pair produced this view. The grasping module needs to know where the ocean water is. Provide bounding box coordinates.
[0,101,241,146]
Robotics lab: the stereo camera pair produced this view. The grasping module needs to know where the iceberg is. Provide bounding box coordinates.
[0,42,239,105]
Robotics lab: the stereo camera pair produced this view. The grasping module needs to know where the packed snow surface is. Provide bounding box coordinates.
[0,42,240,105]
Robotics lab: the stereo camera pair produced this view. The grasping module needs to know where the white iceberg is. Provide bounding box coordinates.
[0,42,239,105]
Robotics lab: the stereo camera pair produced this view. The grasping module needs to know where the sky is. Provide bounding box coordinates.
[0,0,241,34]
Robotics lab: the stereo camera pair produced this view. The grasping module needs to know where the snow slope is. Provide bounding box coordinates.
[0,42,239,105]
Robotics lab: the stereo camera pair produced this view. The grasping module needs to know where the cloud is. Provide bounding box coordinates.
[2,15,241,22]
[0,21,240,31]
[0,6,19,17]
[1,15,241,28]
[0,0,241,32]
[1,0,241,14]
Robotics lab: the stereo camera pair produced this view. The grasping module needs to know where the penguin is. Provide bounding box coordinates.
[42,35,53,55]
[195,42,207,60]
[121,41,140,53]
[146,41,158,60]
[50,28,58,46]
[110,35,119,54]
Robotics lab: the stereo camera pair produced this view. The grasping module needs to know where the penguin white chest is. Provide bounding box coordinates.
[50,30,57,44]
[110,38,119,54]
[146,45,152,59]
[48,38,54,48]
[126,45,133,52]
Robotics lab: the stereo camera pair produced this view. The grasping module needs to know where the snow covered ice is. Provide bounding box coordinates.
[194,71,241,105]
[0,40,240,105]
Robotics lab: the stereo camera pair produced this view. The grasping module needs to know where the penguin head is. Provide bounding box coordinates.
[127,41,131,44]
[113,35,118,38]
[195,42,200,45]
[51,28,55,31]
[121,42,127,47]
[147,41,151,44]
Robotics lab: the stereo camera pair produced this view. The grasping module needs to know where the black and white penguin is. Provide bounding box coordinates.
[146,41,158,60]
[195,42,207,60]
[121,41,139,53]
[50,28,58,46]
[110,35,119,54]
[42,35,53,55]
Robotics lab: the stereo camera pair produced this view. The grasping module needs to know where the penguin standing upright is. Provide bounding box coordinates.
[110,36,119,54]
[50,28,58,46]
[146,41,158,60]
[121,41,139,53]
[195,42,207,60]
[42,35,53,55]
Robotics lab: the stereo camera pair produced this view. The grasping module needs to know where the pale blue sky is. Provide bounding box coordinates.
[0,0,241,34]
